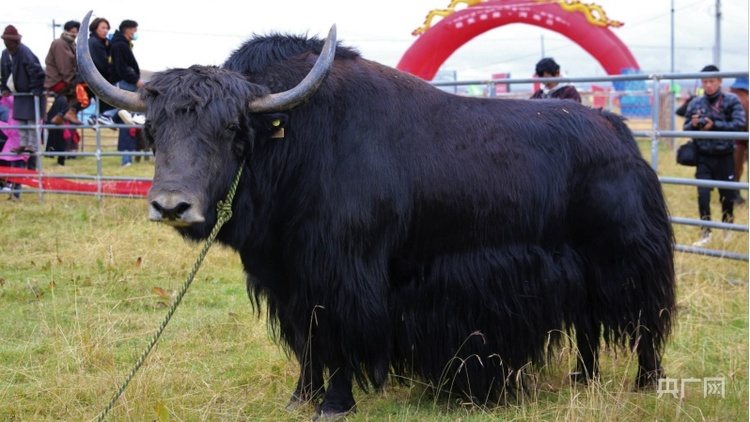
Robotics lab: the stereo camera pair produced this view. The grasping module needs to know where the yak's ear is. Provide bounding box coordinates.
[256,113,288,139]
[144,85,160,99]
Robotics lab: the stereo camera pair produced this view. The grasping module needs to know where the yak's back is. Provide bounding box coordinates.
[223,32,361,75]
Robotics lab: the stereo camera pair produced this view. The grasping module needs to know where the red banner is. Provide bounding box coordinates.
[0,167,150,197]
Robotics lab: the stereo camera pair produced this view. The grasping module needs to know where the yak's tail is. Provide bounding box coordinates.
[572,114,676,384]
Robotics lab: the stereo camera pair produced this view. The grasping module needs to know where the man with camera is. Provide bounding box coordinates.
[683,65,746,246]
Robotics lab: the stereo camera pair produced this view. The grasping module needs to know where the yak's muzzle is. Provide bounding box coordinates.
[148,192,205,226]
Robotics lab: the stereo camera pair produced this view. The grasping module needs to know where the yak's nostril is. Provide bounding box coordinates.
[151,200,192,220]
[173,202,191,215]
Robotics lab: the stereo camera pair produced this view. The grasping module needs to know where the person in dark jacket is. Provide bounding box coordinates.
[0,25,46,155]
[87,17,115,118]
[530,57,581,102]
[109,20,143,92]
[683,65,747,246]
[45,94,70,166]
[89,18,111,83]
[109,19,144,166]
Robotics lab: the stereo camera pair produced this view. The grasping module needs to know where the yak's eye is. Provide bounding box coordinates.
[226,122,240,132]
[144,120,156,134]
[143,121,156,150]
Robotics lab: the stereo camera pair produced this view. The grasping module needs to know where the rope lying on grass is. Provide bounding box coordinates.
[96,166,243,422]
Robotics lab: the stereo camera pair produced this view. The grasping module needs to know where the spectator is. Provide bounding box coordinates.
[0,95,29,200]
[729,76,748,204]
[0,25,46,155]
[0,96,11,190]
[683,65,746,246]
[43,20,83,125]
[109,19,144,166]
[675,93,696,117]
[109,20,144,102]
[86,16,115,125]
[530,57,581,103]
[45,94,77,166]
[133,127,150,163]
[0,101,8,150]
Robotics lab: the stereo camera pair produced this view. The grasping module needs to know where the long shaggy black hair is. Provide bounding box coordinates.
[142,31,676,409]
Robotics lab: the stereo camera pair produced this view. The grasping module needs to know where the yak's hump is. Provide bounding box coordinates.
[223,31,359,75]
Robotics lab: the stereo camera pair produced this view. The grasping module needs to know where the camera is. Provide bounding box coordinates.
[695,109,710,129]
[696,116,709,129]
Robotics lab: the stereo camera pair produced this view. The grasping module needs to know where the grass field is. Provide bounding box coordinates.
[0,123,747,421]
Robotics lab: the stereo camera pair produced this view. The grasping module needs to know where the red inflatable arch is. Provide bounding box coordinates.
[397,0,639,80]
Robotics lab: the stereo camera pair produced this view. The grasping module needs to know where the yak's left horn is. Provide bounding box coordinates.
[248,24,337,113]
[77,11,146,113]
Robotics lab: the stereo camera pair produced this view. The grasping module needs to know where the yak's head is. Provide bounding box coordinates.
[77,11,335,232]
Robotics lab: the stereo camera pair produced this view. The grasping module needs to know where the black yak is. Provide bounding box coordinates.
[78,11,675,420]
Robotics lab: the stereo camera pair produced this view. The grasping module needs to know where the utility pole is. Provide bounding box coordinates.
[670,0,675,74]
[51,19,61,39]
[670,0,676,130]
[540,34,545,58]
[713,0,721,67]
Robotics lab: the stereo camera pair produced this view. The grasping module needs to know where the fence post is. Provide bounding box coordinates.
[95,105,104,205]
[650,76,662,171]
[34,93,45,203]
[659,90,675,148]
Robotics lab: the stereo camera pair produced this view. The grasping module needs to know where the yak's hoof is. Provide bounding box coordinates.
[569,371,587,384]
[287,389,325,411]
[569,370,597,384]
[286,398,305,412]
[312,404,356,421]
[635,368,664,390]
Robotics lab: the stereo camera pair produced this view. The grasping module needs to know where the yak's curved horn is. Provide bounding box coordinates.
[248,24,337,113]
[77,10,146,112]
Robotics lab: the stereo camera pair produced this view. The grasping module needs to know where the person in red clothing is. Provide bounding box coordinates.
[530,57,581,103]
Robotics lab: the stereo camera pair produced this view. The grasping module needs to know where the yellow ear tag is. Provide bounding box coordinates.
[270,119,285,139]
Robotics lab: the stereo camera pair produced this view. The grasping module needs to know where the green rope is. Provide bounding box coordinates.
[96,166,244,422]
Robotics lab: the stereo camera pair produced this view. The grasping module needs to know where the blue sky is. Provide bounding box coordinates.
[1,0,747,82]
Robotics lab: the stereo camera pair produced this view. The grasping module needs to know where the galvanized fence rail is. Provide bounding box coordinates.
[0,70,748,260]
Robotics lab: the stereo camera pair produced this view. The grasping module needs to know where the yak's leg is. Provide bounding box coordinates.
[287,357,325,410]
[570,316,601,382]
[634,330,664,389]
[313,366,356,421]
[570,316,600,383]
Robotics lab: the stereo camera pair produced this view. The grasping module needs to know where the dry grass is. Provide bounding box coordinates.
[0,125,747,421]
